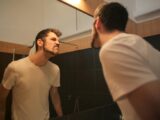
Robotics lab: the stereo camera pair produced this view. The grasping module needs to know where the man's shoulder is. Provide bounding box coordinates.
[100,33,145,58]
[114,33,142,42]
[48,61,60,70]
[5,57,27,73]
[106,33,144,49]
[12,57,28,64]
[9,57,28,67]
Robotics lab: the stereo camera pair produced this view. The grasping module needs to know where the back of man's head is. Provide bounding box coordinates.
[94,2,128,32]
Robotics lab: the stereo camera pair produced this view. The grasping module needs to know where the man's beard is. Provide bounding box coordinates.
[43,44,59,56]
[91,28,101,49]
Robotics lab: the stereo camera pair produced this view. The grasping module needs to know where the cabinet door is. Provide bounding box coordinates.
[76,10,93,33]
[44,0,93,38]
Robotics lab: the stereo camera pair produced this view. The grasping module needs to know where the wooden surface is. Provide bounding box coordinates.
[126,18,160,37]
[0,41,30,55]
[59,35,92,53]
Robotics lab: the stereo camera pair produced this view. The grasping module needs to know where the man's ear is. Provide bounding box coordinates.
[37,39,44,47]
[95,17,99,30]
[95,17,103,32]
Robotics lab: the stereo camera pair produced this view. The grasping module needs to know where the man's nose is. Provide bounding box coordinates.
[56,40,60,45]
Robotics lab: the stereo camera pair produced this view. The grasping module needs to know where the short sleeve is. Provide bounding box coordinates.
[99,42,158,101]
[2,62,17,90]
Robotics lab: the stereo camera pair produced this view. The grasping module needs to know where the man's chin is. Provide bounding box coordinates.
[50,51,59,56]
[43,47,59,56]
[45,50,58,56]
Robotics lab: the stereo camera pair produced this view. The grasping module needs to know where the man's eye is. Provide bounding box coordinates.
[51,38,56,41]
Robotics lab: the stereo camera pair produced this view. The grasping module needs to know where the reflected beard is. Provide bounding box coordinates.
[91,29,100,48]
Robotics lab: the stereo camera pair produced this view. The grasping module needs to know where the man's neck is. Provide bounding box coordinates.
[100,30,122,45]
[29,51,49,66]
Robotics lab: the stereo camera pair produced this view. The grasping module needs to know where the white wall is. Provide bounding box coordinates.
[0,0,93,46]
[106,0,160,23]
[0,0,44,45]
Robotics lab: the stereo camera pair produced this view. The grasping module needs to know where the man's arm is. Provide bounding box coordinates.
[50,87,63,117]
[0,84,10,120]
[126,80,160,120]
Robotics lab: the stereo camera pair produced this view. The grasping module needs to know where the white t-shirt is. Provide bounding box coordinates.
[99,33,160,120]
[2,57,60,120]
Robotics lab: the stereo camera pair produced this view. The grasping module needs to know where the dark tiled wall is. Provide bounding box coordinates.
[0,52,24,120]
[50,48,120,117]
[144,34,160,51]
[54,104,120,120]
[0,53,25,81]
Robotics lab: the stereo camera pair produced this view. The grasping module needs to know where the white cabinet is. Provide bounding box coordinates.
[0,0,93,45]
[76,10,93,34]
[44,0,93,39]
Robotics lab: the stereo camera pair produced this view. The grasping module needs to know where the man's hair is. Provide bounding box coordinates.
[94,2,128,32]
[34,28,62,51]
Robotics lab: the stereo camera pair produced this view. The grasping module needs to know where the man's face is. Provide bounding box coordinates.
[91,19,100,48]
[43,32,60,56]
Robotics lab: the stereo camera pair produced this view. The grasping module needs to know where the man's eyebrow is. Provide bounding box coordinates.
[51,37,58,40]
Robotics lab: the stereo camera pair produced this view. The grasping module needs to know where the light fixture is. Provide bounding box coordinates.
[57,0,104,16]
[67,0,81,5]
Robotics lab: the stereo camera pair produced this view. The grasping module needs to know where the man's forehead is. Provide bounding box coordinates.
[47,32,58,38]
